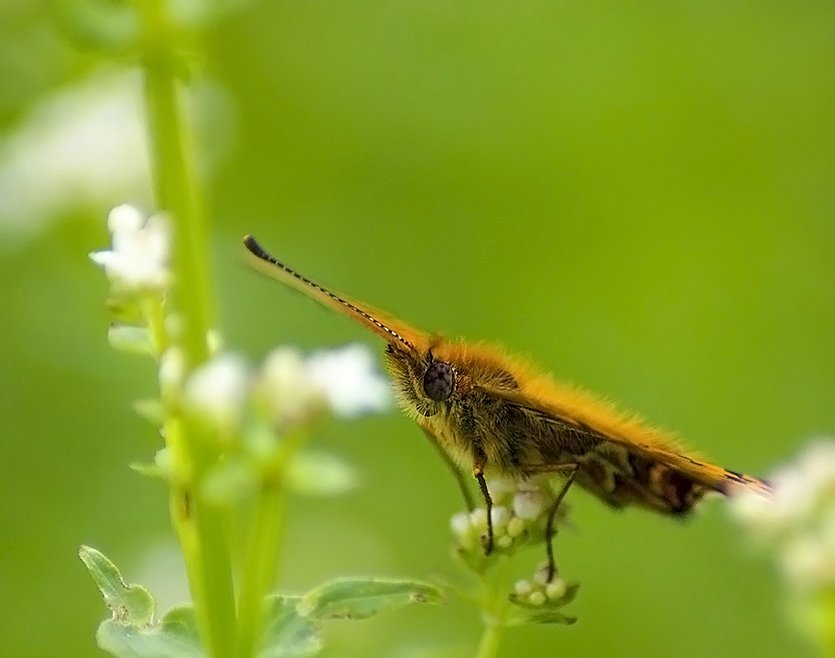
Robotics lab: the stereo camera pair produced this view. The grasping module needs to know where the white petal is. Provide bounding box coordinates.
[185,353,251,432]
[108,204,144,235]
[93,205,171,292]
[257,347,323,428]
[513,489,549,520]
[306,344,392,418]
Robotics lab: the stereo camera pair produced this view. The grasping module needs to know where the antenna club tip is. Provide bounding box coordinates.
[243,234,267,258]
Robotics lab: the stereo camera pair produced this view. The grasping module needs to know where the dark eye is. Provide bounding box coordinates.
[423,361,454,402]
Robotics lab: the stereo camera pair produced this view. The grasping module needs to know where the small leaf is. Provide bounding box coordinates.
[260,595,322,658]
[512,609,577,626]
[286,450,359,497]
[297,578,443,621]
[54,0,140,54]
[96,605,204,658]
[133,399,166,425]
[108,325,155,355]
[130,449,173,481]
[79,546,154,625]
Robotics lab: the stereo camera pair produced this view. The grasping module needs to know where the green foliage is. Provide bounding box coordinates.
[297,578,443,620]
[81,547,444,658]
[80,546,156,627]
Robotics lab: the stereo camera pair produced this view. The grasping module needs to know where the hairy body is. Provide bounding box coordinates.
[243,235,770,577]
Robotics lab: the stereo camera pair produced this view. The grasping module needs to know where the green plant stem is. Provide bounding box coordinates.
[139,2,236,657]
[143,296,168,357]
[475,622,504,658]
[235,484,285,658]
[819,589,835,658]
[235,431,308,658]
[475,568,512,658]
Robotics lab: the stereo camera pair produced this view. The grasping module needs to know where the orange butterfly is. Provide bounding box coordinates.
[244,235,771,580]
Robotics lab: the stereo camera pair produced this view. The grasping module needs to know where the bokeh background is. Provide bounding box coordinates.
[2,1,834,656]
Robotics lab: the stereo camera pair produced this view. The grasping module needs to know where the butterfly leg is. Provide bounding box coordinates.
[420,426,475,511]
[520,462,580,582]
[473,456,494,555]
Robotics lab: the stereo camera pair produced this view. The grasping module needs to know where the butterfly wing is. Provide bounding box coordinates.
[479,384,770,515]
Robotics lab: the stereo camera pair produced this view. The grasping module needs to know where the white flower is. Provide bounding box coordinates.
[506,516,526,538]
[256,344,391,429]
[184,353,251,434]
[90,205,171,293]
[528,591,546,606]
[513,488,549,520]
[514,579,533,596]
[545,578,567,600]
[0,70,151,250]
[489,506,511,531]
[450,511,476,548]
[256,347,324,429]
[0,69,233,252]
[486,475,517,505]
[306,344,392,417]
[731,439,835,593]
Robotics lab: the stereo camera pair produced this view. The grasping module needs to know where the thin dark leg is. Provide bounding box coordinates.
[420,426,474,511]
[544,464,579,582]
[474,469,494,555]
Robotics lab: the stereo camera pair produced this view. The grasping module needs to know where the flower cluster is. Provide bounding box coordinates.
[450,474,577,614]
[731,439,835,593]
[511,562,572,608]
[450,475,564,561]
[90,204,392,498]
[184,344,392,437]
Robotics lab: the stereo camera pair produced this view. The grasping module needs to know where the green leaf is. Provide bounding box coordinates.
[130,448,173,481]
[53,0,141,56]
[79,546,154,625]
[512,609,577,626]
[286,450,359,497]
[80,546,204,657]
[297,578,444,621]
[133,399,166,425]
[97,605,204,658]
[260,595,322,658]
[108,325,155,355]
[507,582,579,626]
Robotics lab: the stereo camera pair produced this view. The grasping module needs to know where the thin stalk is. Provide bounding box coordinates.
[235,484,285,658]
[235,431,308,657]
[475,564,512,658]
[475,622,504,658]
[138,1,236,656]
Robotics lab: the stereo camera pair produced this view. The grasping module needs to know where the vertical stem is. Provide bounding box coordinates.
[475,567,511,658]
[142,49,212,363]
[235,431,307,657]
[235,485,285,658]
[139,1,235,657]
[475,622,504,658]
[819,590,835,658]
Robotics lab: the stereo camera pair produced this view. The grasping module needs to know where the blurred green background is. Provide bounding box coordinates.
[1,1,833,656]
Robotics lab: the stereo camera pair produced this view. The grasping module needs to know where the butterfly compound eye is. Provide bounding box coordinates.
[423,361,454,402]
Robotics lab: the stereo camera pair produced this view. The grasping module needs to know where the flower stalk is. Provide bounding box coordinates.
[138,1,235,656]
